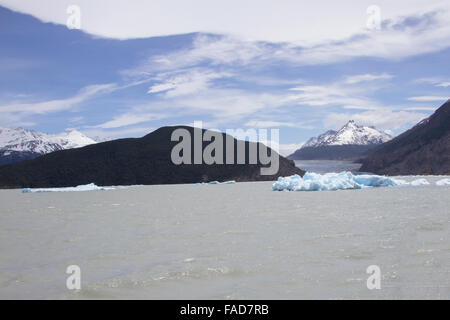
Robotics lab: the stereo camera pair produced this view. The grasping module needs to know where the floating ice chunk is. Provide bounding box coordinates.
[198,180,236,185]
[410,178,430,186]
[354,174,406,187]
[22,183,114,193]
[436,178,450,186]
[221,180,236,184]
[272,172,407,192]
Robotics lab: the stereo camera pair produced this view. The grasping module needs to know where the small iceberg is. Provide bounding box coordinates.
[272,172,406,192]
[221,180,236,184]
[410,178,430,186]
[197,180,236,185]
[22,183,114,193]
[436,178,450,186]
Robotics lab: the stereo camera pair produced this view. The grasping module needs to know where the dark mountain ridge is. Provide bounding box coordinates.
[288,145,376,160]
[0,126,304,188]
[359,100,450,175]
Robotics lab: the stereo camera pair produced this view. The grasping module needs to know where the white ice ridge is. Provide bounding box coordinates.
[272,172,422,191]
[22,183,114,193]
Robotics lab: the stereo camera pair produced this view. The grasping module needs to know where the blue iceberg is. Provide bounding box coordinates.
[22,183,114,193]
[272,172,407,191]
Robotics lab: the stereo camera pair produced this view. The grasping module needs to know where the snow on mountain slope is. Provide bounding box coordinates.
[302,120,392,148]
[50,130,97,150]
[0,127,96,154]
[303,130,337,148]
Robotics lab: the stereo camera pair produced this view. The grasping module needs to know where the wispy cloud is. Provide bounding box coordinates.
[0,83,117,127]
[324,109,428,130]
[286,85,375,108]
[147,69,232,97]
[2,2,448,140]
[344,73,393,84]
[109,9,450,135]
[92,112,167,129]
[413,77,450,87]
[3,0,449,45]
[277,142,305,157]
[404,106,438,111]
[407,96,448,102]
[244,120,312,129]
[81,126,155,141]
[0,83,116,115]
[125,9,450,74]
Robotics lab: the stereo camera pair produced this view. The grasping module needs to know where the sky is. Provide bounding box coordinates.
[0,1,449,155]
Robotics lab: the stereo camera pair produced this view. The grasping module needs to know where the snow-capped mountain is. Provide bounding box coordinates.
[0,127,96,165]
[289,121,392,160]
[302,120,392,148]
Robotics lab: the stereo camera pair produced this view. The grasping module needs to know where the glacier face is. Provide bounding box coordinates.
[272,172,409,191]
[302,120,392,148]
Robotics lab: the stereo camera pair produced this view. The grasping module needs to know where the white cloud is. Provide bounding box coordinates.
[287,85,374,108]
[123,8,450,74]
[256,139,305,157]
[0,112,36,128]
[0,83,116,115]
[81,126,155,140]
[92,112,167,129]
[344,73,393,84]
[147,82,177,94]
[245,120,298,128]
[2,0,449,46]
[109,9,450,132]
[407,96,449,102]
[404,106,439,111]
[69,116,84,123]
[277,142,305,157]
[413,77,450,87]
[147,69,231,97]
[324,109,428,130]
[146,88,287,122]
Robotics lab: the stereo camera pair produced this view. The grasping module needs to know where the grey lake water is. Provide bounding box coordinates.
[0,175,449,300]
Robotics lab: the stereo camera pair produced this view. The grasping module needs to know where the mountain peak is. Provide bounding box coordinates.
[302,121,392,148]
[340,120,358,130]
